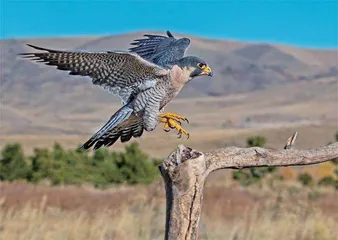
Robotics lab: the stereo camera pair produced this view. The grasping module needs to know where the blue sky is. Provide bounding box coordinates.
[1,0,337,48]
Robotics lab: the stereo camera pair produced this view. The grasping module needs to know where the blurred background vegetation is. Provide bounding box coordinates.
[0,142,161,188]
[232,133,338,189]
[1,132,337,190]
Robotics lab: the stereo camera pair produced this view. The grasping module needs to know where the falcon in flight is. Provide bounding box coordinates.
[20,31,213,150]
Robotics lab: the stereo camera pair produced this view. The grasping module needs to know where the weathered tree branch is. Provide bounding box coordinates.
[159,133,338,240]
[204,141,337,175]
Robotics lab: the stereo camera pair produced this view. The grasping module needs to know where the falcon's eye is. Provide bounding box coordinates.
[197,63,206,69]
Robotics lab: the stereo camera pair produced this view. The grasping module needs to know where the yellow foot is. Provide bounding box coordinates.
[159,112,189,124]
[159,112,190,139]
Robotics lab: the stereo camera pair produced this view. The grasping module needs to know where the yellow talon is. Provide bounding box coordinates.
[159,112,189,124]
[159,118,171,132]
[158,112,190,138]
[163,122,170,132]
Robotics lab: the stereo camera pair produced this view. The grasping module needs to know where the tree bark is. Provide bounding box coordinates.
[159,137,338,240]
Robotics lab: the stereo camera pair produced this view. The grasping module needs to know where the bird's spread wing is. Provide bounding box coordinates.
[20,44,169,104]
[129,30,190,66]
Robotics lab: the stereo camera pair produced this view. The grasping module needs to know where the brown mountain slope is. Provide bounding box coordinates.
[1,31,337,101]
[0,31,337,139]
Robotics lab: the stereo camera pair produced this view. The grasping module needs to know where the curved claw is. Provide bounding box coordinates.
[159,113,190,139]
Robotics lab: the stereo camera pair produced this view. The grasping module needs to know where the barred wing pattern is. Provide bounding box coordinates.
[20,44,168,103]
[129,30,191,66]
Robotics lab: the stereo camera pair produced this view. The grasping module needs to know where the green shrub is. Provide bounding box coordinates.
[116,143,159,184]
[232,136,278,186]
[0,143,30,181]
[331,158,338,166]
[0,141,161,187]
[232,170,259,186]
[298,173,313,187]
[30,148,52,182]
[247,136,266,148]
[320,131,338,190]
[318,176,335,187]
[334,169,338,177]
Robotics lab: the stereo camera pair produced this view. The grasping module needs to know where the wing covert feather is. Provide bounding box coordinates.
[20,44,168,101]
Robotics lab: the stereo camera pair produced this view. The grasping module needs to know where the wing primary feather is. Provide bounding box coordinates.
[166,30,174,38]
[143,34,167,39]
[93,141,105,151]
[120,129,133,142]
[104,135,120,147]
[129,30,190,66]
[25,44,61,53]
[128,46,156,53]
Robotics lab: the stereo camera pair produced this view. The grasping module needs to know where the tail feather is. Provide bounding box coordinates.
[92,116,144,150]
[80,105,133,150]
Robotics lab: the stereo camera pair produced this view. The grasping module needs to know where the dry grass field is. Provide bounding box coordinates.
[1,179,337,240]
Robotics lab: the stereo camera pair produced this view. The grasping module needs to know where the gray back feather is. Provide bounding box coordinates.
[129,30,191,67]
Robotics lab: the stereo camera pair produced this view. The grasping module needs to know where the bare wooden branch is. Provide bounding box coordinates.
[284,131,298,149]
[160,134,338,240]
[204,141,337,175]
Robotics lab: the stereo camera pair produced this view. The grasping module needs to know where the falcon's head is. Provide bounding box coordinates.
[177,56,213,79]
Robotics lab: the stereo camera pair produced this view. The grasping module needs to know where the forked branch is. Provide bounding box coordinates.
[159,133,338,240]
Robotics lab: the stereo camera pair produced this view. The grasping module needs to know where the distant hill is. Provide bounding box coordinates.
[0,31,337,136]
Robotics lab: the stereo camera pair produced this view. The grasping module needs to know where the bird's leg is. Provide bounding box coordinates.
[158,112,190,138]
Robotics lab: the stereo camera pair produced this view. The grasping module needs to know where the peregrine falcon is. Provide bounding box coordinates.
[19,31,213,150]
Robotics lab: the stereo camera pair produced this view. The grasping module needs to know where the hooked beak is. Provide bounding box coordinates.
[201,66,213,77]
